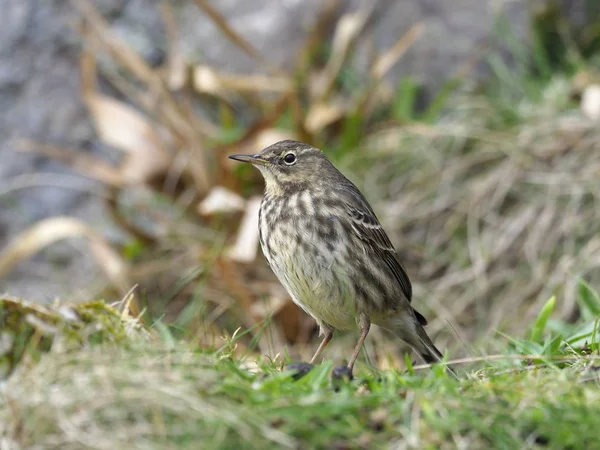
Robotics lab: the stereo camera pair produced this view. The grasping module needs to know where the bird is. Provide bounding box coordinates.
[229,140,452,375]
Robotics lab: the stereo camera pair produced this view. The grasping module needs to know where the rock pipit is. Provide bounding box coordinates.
[229,140,452,376]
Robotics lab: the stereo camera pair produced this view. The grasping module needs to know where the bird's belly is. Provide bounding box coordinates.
[263,228,356,330]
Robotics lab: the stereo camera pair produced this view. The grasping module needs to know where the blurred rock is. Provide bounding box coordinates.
[0,0,593,301]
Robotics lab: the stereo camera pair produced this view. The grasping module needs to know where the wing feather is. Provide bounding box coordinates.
[343,199,413,303]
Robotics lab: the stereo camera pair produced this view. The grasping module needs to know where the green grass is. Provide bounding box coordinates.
[2,288,600,449]
[2,341,599,449]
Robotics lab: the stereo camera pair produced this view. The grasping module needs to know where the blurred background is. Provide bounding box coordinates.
[0,0,599,366]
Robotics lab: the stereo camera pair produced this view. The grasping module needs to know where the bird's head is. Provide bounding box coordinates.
[228,140,337,196]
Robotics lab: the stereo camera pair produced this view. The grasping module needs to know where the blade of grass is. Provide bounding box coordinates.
[530,296,556,344]
[577,278,600,318]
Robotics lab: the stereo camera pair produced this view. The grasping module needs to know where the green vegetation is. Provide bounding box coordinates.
[1,283,599,449]
[0,297,147,380]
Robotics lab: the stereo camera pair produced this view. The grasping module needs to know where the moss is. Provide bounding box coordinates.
[0,297,143,380]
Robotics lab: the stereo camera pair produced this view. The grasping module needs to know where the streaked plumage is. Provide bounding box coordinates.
[229,140,451,374]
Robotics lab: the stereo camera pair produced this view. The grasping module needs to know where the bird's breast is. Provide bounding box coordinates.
[258,193,357,329]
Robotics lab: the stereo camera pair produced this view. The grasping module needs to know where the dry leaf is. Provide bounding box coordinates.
[253,129,296,152]
[193,65,292,95]
[226,197,262,263]
[198,186,246,216]
[118,152,172,185]
[0,217,130,292]
[85,96,166,156]
[581,85,600,121]
[250,295,289,318]
[305,102,345,133]
[85,95,173,185]
[166,54,190,91]
[80,53,172,185]
[193,65,226,97]
[217,73,292,93]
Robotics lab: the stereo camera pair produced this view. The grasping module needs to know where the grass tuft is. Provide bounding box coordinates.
[1,287,600,448]
[1,340,599,449]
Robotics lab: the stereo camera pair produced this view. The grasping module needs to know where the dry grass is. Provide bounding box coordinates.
[358,78,600,354]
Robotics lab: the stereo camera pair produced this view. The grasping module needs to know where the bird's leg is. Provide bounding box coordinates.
[347,319,371,372]
[309,330,333,364]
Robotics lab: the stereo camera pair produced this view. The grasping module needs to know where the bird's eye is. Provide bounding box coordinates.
[283,153,296,165]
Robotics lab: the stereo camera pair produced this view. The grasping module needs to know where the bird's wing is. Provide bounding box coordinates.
[341,195,413,303]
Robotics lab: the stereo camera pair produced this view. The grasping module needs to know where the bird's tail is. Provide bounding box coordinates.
[414,324,444,363]
[412,324,457,378]
[384,316,457,378]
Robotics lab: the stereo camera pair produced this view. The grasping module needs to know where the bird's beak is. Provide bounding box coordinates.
[228,154,270,166]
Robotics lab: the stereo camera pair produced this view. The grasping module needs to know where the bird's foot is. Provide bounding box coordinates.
[331,365,354,381]
[285,362,314,380]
